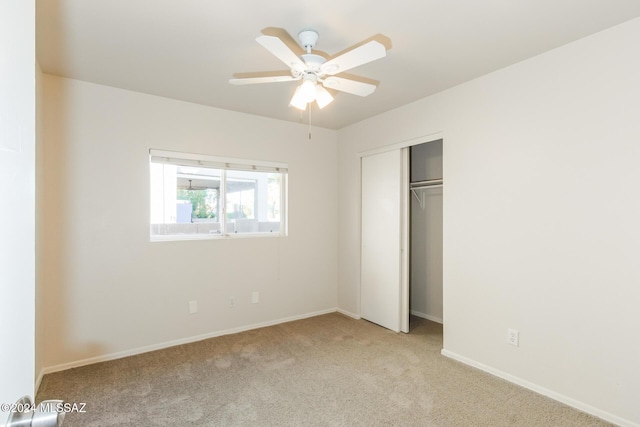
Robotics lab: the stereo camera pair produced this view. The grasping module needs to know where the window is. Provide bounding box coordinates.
[150,149,287,240]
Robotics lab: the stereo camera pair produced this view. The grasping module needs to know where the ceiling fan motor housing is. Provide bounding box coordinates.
[301,53,326,73]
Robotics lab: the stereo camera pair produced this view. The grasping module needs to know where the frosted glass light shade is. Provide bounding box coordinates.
[299,79,317,102]
[289,85,308,110]
[289,80,334,111]
[315,85,334,109]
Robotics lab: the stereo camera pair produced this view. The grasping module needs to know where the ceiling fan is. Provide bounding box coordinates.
[229,30,387,110]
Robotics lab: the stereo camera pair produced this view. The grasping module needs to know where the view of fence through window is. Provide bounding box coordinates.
[150,150,287,240]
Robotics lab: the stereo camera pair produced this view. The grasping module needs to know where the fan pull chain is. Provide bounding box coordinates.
[308,106,312,140]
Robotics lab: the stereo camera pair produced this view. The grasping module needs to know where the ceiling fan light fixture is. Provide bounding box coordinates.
[289,85,308,110]
[315,85,334,109]
[299,78,317,102]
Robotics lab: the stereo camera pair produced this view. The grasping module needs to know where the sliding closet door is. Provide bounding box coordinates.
[361,149,409,333]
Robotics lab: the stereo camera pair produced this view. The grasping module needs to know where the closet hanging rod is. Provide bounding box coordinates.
[411,184,443,190]
[410,178,443,190]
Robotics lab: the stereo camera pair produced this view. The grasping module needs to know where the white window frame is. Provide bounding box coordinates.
[150,149,288,241]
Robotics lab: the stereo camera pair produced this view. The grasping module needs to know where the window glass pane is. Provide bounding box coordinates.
[226,170,281,234]
[150,163,222,237]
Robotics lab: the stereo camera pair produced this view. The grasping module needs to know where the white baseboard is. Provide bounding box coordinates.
[35,371,44,396]
[336,308,361,320]
[441,349,637,427]
[37,308,338,384]
[410,310,443,324]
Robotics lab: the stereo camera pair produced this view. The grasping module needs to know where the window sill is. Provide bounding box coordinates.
[150,232,287,243]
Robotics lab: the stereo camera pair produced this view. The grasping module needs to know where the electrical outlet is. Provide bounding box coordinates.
[229,296,235,307]
[252,291,259,304]
[507,329,519,346]
[189,300,198,314]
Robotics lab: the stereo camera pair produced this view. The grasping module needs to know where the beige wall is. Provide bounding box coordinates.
[338,17,640,426]
[38,75,338,372]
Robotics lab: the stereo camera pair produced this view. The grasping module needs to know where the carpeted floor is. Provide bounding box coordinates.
[36,313,612,426]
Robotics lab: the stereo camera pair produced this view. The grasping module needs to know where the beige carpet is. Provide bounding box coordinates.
[37,313,612,426]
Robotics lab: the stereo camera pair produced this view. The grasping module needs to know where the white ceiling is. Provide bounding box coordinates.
[37,1,640,130]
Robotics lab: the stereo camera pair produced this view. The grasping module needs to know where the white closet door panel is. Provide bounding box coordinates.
[361,150,403,332]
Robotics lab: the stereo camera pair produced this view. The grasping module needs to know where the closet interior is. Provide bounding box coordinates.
[409,140,443,327]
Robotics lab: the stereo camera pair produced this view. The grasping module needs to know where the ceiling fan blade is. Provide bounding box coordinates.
[322,77,377,96]
[229,75,299,85]
[321,40,386,75]
[256,35,305,71]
